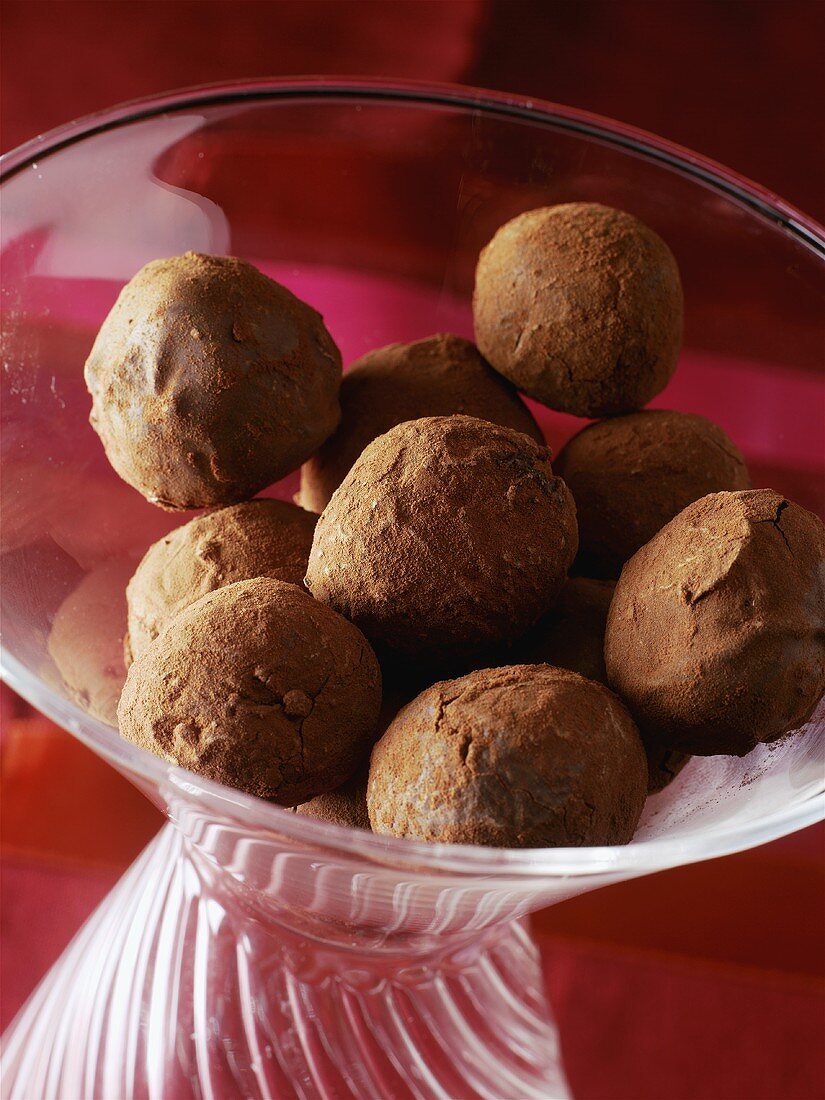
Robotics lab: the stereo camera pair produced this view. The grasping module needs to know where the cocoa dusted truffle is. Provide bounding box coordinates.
[518,576,615,684]
[605,490,825,757]
[85,253,342,510]
[646,749,690,794]
[293,670,422,829]
[305,415,578,668]
[118,578,381,804]
[295,768,370,830]
[48,557,134,725]
[298,334,542,513]
[367,664,647,847]
[517,576,689,792]
[473,204,683,417]
[556,410,751,577]
[126,498,317,661]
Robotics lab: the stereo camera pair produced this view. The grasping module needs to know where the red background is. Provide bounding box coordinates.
[1,3,824,1099]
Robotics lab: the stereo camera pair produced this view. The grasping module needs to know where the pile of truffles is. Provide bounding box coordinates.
[62,206,823,850]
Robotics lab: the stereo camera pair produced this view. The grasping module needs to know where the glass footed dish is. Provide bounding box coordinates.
[1,79,823,1100]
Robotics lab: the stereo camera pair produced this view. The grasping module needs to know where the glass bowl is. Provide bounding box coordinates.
[1,78,823,1100]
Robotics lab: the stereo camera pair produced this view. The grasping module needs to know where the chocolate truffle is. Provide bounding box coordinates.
[473,204,683,417]
[646,749,690,795]
[48,557,134,725]
[118,578,381,804]
[295,768,371,830]
[367,664,647,847]
[298,334,542,513]
[292,667,420,828]
[518,576,615,684]
[517,576,689,792]
[305,415,578,668]
[126,498,317,662]
[556,410,751,577]
[85,252,342,510]
[605,490,825,757]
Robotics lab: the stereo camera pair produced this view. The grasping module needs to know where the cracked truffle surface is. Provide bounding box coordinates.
[305,415,578,668]
[605,490,825,757]
[367,664,647,847]
[126,499,317,661]
[85,252,342,510]
[473,204,683,417]
[118,577,381,804]
[556,410,751,577]
[517,576,689,792]
[298,334,542,513]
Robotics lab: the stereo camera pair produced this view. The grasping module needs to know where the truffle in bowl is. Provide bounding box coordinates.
[2,81,823,1100]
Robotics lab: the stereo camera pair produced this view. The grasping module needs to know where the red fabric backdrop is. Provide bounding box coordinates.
[3,0,824,220]
[1,3,823,1098]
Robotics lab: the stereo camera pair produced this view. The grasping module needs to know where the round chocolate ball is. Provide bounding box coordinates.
[473,203,683,417]
[367,664,647,847]
[516,576,689,792]
[305,415,578,667]
[518,576,615,684]
[295,769,371,831]
[118,578,381,804]
[126,499,317,662]
[48,557,134,726]
[605,490,825,757]
[298,334,542,513]
[556,409,751,577]
[85,252,342,510]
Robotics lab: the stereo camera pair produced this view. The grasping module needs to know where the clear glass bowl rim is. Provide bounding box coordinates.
[1,76,823,880]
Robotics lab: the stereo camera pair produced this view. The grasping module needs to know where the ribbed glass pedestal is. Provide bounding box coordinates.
[2,824,569,1100]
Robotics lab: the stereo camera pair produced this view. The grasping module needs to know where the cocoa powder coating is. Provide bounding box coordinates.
[305,415,578,667]
[291,673,419,830]
[518,576,615,684]
[295,768,371,830]
[556,410,750,577]
[48,557,134,726]
[126,498,317,661]
[473,204,683,417]
[605,490,825,756]
[118,578,382,804]
[367,664,647,847]
[85,253,342,510]
[298,334,542,513]
[517,576,689,792]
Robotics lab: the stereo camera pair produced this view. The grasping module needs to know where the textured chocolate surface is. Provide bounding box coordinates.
[48,558,134,726]
[517,576,615,684]
[305,415,578,668]
[298,334,542,513]
[118,578,381,804]
[556,410,750,577]
[126,499,316,661]
[605,490,825,756]
[517,576,689,792]
[85,252,341,510]
[295,768,371,831]
[367,664,647,847]
[473,203,683,417]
